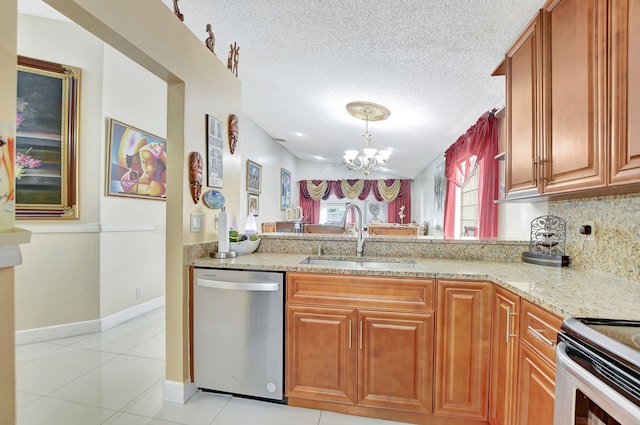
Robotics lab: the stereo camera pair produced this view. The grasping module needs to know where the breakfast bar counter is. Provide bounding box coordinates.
[189,251,640,322]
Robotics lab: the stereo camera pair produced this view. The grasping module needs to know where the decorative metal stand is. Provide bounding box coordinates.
[522,215,570,267]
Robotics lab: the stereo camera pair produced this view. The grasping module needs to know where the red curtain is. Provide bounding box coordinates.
[299,180,324,223]
[384,180,412,223]
[443,111,499,239]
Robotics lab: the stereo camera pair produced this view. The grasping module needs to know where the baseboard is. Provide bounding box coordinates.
[163,379,197,404]
[101,295,165,331]
[15,295,165,345]
[15,318,101,345]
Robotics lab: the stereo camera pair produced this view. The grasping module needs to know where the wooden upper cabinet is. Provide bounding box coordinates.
[610,0,640,185]
[435,280,492,421]
[541,0,607,194]
[505,12,542,197]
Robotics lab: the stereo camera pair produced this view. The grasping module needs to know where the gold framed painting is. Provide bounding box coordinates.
[15,56,80,218]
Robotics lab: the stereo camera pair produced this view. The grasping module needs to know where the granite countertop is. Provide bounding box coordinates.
[189,252,640,321]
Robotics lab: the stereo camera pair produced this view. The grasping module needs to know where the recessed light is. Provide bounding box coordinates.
[294,132,304,137]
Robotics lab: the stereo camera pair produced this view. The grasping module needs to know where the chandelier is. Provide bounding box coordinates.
[343,101,391,176]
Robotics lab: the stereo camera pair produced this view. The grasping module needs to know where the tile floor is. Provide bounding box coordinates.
[15,307,407,425]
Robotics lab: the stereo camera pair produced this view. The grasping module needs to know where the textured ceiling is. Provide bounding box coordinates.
[19,0,543,178]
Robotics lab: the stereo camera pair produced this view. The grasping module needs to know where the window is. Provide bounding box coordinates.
[322,204,346,224]
[460,162,479,237]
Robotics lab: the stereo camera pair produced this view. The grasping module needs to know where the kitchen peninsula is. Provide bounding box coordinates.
[188,234,640,320]
[187,234,640,425]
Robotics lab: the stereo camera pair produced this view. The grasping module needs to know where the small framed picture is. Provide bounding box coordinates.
[246,160,262,193]
[206,114,224,188]
[248,193,259,216]
[280,168,291,210]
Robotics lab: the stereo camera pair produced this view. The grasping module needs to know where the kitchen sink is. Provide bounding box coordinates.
[299,257,422,271]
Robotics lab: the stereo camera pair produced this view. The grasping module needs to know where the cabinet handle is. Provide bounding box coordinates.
[348,320,352,349]
[528,325,556,347]
[359,321,363,350]
[537,155,543,186]
[505,306,518,343]
[532,157,537,186]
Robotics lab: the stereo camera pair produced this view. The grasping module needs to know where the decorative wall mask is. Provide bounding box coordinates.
[189,151,203,204]
[228,114,238,154]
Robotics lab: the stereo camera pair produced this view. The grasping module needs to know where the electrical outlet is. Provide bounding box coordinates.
[580,220,595,242]
[136,288,142,298]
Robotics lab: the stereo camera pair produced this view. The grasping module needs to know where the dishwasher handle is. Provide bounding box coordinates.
[196,277,279,292]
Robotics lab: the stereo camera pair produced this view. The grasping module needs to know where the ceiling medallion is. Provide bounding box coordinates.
[343,101,391,176]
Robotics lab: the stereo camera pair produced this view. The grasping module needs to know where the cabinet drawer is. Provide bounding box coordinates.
[287,272,434,312]
[520,299,562,365]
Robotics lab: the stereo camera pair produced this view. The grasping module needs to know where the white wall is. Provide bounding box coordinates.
[14,15,167,328]
[15,15,105,329]
[296,158,396,181]
[237,116,297,230]
[13,11,298,329]
[0,0,18,420]
[412,155,445,237]
[99,45,167,316]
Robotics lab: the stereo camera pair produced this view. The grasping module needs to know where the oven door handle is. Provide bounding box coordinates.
[555,341,640,425]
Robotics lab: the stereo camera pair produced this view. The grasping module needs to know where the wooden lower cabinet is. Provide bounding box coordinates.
[285,272,436,422]
[435,279,492,421]
[357,309,433,412]
[515,299,562,425]
[286,305,434,411]
[286,305,356,404]
[489,286,520,425]
[285,273,562,425]
[516,343,556,425]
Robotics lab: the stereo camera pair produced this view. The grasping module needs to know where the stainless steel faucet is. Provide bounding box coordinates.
[341,204,365,256]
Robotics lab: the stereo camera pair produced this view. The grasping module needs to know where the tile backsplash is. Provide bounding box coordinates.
[549,193,640,282]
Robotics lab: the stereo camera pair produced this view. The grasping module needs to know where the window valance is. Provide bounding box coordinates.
[299,179,411,202]
[298,179,412,224]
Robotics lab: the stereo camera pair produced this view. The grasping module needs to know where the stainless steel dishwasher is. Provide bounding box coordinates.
[193,268,284,401]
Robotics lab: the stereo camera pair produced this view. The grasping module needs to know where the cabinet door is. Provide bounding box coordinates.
[541,0,607,194]
[489,287,520,425]
[505,13,542,197]
[357,310,434,413]
[516,343,556,425]
[610,0,640,185]
[435,280,492,421]
[286,305,356,404]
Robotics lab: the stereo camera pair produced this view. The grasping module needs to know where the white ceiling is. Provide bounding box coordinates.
[19,0,543,178]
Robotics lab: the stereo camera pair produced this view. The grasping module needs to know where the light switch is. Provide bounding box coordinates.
[190,212,203,232]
